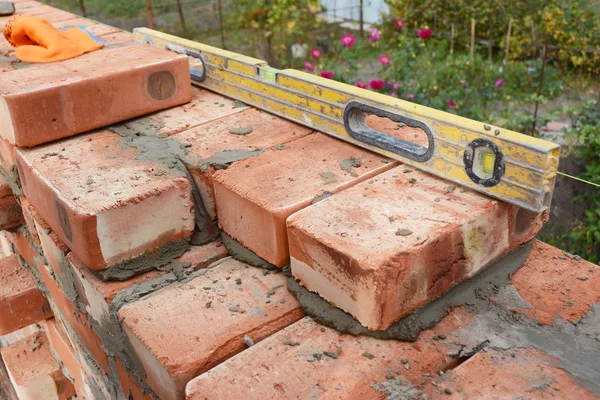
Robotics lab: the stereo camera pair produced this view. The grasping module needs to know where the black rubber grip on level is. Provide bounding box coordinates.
[343,101,434,162]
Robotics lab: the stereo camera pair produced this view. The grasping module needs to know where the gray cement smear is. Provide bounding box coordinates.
[221,231,280,271]
[289,240,600,397]
[93,238,190,281]
[0,165,23,197]
[179,160,219,245]
[370,377,427,400]
[453,306,600,396]
[109,121,264,247]
[288,242,534,341]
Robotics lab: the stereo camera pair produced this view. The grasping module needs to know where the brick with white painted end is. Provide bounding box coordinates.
[287,166,546,330]
[0,254,51,335]
[0,44,191,147]
[17,129,195,271]
[213,133,398,267]
[1,331,76,400]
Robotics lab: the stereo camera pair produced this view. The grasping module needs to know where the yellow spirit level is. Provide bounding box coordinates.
[134,28,560,212]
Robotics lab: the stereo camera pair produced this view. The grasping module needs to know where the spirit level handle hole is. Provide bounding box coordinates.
[343,101,434,162]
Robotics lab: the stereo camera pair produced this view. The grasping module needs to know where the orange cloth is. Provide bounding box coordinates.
[2,15,103,63]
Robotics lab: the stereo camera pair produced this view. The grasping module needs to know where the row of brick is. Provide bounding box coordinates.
[4,186,597,400]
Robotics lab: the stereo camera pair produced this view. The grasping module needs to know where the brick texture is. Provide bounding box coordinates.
[497,240,600,325]
[0,175,22,230]
[1,331,76,400]
[426,348,596,398]
[186,309,473,399]
[287,166,546,330]
[119,258,304,400]
[0,254,51,335]
[17,130,195,271]
[177,107,313,220]
[0,44,192,147]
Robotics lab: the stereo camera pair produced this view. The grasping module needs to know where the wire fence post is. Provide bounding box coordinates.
[470,19,476,58]
[488,16,493,61]
[79,0,87,17]
[450,24,454,55]
[531,38,549,137]
[176,0,186,30]
[504,16,513,63]
[217,0,226,49]
[359,0,364,39]
[145,0,154,29]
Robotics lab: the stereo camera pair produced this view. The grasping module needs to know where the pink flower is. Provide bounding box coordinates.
[304,61,315,72]
[392,82,402,90]
[370,79,385,90]
[356,81,368,89]
[310,48,322,59]
[320,71,334,79]
[405,93,415,100]
[418,29,433,39]
[394,18,405,30]
[378,54,391,65]
[495,78,505,87]
[447,99,456,108]
[390,92,397,97]
[340,33,355,47]
[369,27,381,42]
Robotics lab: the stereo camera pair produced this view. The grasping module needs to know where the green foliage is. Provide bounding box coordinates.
[543,99,600,262]
[386,0,600,74]
[309,32,563,125]
[227,0,321,67]
[46,0,146,19]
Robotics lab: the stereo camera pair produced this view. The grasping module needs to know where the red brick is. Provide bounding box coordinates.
[0,353,19,400]
[497,240,600,325]
[3,227,37,268]
[44,318,88,399]
[115,357,153,400]
[0,136,16,173]
[0,60,14,73]
[186,308,474,399]
[0,175,22,230]
[18,197,40,247]
[287,166,545,330]
[177,108,313,220]
[50,310,117,400]
[13,1,43,10]
[112,86,250,138]
[67,241,228,329]
[27,9,78,23]
[53,18,121,37]
[0,323,42,349]
[97,31,134,46]
[118,258,304,400]
[0,44,192,147]
[17,130,195,271]
[0,231,14,256]
[213,133,398,267]
[426,348,595,398]
[0,331,76,400]
[38,260,110,374]
[0,254,51,335]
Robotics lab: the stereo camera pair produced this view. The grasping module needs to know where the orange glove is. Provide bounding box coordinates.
[2,15,104,63]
